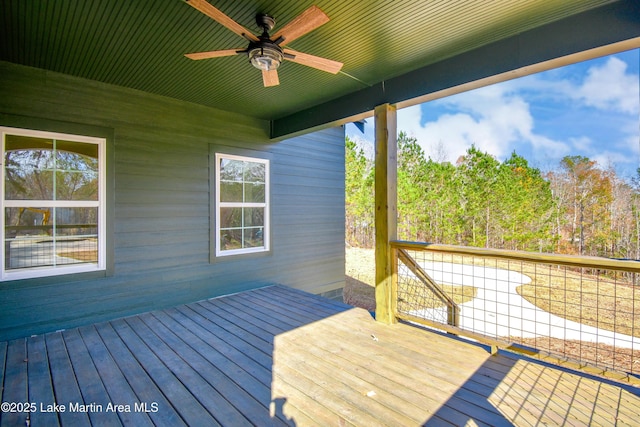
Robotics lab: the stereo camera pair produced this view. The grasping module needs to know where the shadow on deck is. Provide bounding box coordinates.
[1,285,639,426]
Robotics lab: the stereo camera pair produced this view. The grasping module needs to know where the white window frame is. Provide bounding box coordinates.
[0,126,107,280]
[215,153,270,257]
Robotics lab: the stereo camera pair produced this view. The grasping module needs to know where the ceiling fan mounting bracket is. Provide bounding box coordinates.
[256,14,275,32]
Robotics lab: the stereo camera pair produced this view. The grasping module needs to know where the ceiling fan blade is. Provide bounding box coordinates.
[283,49,343,74]
[185,0,259,42]
[262,69,279,87]
[272,5,329,46]
[184,49,242,60]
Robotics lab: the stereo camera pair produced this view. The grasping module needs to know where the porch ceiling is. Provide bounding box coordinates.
[1,0,638,137]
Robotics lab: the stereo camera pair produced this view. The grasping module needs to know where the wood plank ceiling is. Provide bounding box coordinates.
[0,0,626,123]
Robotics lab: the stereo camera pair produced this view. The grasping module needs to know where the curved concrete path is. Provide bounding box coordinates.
[410,261,640,349]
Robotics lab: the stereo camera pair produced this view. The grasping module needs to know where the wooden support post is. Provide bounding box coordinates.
[374,103,398,324]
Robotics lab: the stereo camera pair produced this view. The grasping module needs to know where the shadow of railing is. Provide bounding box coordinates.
[420,326,640,425]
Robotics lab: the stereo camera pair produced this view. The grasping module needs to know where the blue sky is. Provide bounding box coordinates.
[346,49,640,181]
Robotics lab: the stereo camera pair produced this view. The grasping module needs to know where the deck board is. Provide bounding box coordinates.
[62,328,122,426]
[1,285,639,426]
[2,340,27,427]
[26,335,59,427]
[110,318,220,426]
[126,315,249,426]
[92,322,186,427]
[0,341,6,408]
[45,333,92,426]
[150,310,271,400]
[140,312,284,427]
[169,305,273,382]
[78,325,154,427]
[266,293,511,426]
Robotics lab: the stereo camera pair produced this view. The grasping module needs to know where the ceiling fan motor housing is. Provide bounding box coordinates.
[248,14,283,71]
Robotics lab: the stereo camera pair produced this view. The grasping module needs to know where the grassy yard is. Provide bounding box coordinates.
[344,247,377,311]
[516,264,639,338]
[344,247,477,311]
[57,250,98,262]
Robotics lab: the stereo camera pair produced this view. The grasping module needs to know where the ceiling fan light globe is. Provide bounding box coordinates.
[248,45,283,71]
[251,56,279,71]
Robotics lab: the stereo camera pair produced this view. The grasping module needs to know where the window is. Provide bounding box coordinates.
[1,127,106,280]
[215,153,270,257]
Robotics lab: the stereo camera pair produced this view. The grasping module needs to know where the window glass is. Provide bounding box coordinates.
[55,140,99,201]
[1,128,105,279]
[216,153,269,256]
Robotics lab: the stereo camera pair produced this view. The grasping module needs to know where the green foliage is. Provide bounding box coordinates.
[345,133,640,259]
[397,132,430,240]
[345,136,374,246]
[455,146,501,247]
[497,152,555,251]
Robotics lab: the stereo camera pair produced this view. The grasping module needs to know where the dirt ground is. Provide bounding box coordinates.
[343,247,376,311]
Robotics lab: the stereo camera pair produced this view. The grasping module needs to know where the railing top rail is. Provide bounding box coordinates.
[391,240,640,273]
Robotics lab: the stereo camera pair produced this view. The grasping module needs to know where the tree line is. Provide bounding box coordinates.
[346,132,640,260]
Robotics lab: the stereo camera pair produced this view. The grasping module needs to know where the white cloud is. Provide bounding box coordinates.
[349,52,639,177]
[569,136,592,152]
[624,134,640,157]
[528,134,571,159]
[397,84,570,164]
[589,151,635,175]
[575,57,639,114]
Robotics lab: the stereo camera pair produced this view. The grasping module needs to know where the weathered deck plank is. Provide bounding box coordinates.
[1,285,639,426]
[62,328,122,426]
[0,341,6,407]
[92,322,186,427]
[263,289,513,426]
[110,318,220,426]
[1,340,27,427]
[26,335,59,427]
[149,309,273,408]
[125,315,249,426]
[45,333,92,426]
[139,312,286,427]
[168,305,273,384]
[78,325,154,427]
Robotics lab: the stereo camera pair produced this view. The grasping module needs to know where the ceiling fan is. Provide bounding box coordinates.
[184,0,343,87]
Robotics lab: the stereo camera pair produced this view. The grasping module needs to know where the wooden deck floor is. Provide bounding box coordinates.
[1,285,639,426]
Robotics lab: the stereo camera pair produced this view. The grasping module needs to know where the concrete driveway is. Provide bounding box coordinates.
[411,261,640,349]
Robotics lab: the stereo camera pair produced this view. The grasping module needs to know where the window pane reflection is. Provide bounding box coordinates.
[4,206,98,270]
[244,228,264,248]
[217,154,268,255]
[220,208,242,228]
[4,135,99,201]
[220,229,242,251]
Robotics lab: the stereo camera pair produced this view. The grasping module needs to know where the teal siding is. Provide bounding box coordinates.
[0,61,345,340]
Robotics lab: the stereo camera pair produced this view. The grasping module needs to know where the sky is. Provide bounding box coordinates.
[346,48,640,181]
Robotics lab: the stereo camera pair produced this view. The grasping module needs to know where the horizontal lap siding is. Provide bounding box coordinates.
[0,61,345,340]
[271,129,345,293]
